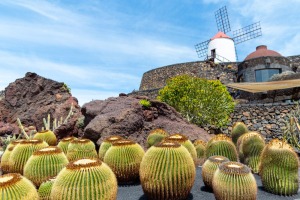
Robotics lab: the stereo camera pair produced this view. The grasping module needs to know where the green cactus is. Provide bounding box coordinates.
[194,139,206,165]
[0,173,39,200]
[236,131,265,173]
[33,130,57,146]
[9,139,49,174]
[140,141,196,200]
[163,133,197,163]
[206,134,238,161]
[50,158,118,200]
[146,128,168,148]
[104,139,145,184]
[0,139,25,173]
[23,146,69,186]
[259,139,299,196]
[98,135,124,160]
[57,136,76,154]
[202,155,229,189]
[231,122,248,144]
[212,161,257,200]
[38,178,55,200]
[66,138,98,162]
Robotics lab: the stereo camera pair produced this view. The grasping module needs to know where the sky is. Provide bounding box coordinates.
[0,0,299,105]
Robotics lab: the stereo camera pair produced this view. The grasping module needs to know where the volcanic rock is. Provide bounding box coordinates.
[82,96,212,148]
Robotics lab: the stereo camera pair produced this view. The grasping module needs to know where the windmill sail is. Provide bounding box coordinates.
[195,40,210,58]
[215,6,231,34]
[232,22,262,44]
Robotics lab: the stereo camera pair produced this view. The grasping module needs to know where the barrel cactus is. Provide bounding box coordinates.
[231,122,248,144]
[140,141,196,200]
[66,138,98,162]
[24,146,69,186]
[57,136,76,154]
[0,173,39,200]
[104,139,145,184]
[38,178,55,200]
[146,128,168,148]
[9,139,49,174]
[50,158,117,200]
[202,155,229,189]
[0,139,24,173]
[194,139,206,165]
[33,130,57,145]
[259,139,299,196]
[164,133,197,163]
[212,161,257,200]
[206,134,238,161]
[98,135,123,160]
[237,131,265,173]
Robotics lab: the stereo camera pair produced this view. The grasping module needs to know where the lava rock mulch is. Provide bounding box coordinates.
[117,167,300,200]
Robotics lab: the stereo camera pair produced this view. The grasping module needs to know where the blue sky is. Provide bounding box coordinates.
[0,0,299,105]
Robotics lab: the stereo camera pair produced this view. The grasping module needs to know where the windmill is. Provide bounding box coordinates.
[195,6,262,63]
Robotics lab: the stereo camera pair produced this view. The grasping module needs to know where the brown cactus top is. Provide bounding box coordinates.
[60,136,76,142]
[149,128,168,136]
[111,139,136,146]
[208,155,230,164]
[154,141,181,148]
[20,139,44,144]
[104,135,124,143]
[164,133,188,143]
[0,173,22,188]
[66,158,102,170]
[194,139,206,146]
[219,161,251,175]
[33,146,63,155]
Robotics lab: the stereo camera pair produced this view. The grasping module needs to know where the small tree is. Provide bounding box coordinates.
[158,75,235,128]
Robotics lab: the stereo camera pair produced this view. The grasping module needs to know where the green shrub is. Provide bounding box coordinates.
[139,99,151,108]
[158,75,235,128]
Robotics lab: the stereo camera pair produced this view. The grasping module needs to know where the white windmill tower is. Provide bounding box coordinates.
[195,6,262,64]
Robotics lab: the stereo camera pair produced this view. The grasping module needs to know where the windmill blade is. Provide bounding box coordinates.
[215,6,231,33]
[233,22,262,44]
[195,40,210,58]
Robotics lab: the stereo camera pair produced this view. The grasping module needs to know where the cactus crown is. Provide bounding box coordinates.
[165,133,188,143]
[33,146,62,156]
[208,155,230,163]
[210,134,231,142]
[149,129,168,135]
[268,138,294,150]
[0,173,22,187]
[11,139,25,145]
[111,139,136,146]
[61,137,76,142]
[20,139,43,144]
[219,161,251,175]
[194,139,206,146]
[104,135,123,143]
[71,138,91,144]
[66,158,102,170]
[155,141,181,148]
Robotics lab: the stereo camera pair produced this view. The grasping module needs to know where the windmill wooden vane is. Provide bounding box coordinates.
[195,6,262,63]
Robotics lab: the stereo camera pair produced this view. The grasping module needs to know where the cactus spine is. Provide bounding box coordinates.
[9,139,49,174]
[194,139,206,165]
[212,161,257,200]
[50,158,117,200]
[202,155,229,189]
[57,136,76,154]
[146,128,168,148]
[164,133,197,163]
[206,134,238,161]
[104,139,145,184]
[33,130,57,145]
[237,131,265,173]
[38,178,55,200]
[0,173,39,200]
[66,138,98,162]
[140,141,196,200]
[259,139,299,196]
[0,139,24,173]
[24,146,69,186]
[98,135,123,160]
[231,122,248,144]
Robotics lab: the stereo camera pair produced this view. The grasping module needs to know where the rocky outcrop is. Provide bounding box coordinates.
[82,95,212,148]
[0,72,82,137]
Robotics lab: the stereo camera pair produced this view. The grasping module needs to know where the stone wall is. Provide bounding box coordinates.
[287,55,300,72]
[139,61,238,90]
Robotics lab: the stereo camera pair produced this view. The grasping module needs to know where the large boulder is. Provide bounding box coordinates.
[0,72,82,138]
[82,95,212,148]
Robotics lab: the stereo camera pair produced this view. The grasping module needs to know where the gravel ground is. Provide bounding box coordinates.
[117,166,300,200]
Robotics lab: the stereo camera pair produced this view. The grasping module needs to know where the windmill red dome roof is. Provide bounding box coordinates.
[245,45,282,60]
[211,31,231,40]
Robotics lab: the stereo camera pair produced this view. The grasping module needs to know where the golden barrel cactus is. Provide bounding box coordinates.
[259,139,299,196]
[0,173,39,200]
[9,139,49,174]
[24,146,69,186]
[194,139,206,165]
[231,122,248,144]
[50,158,117,200]
[57,136,76,154]
[212,161,257,200]
[202,155,229,189]
[33,130,57,145]
[104,139,145,184]
[140,141,196,200]
[38,178,55,200]
[98,135,123,160]
[146,128,168,148]
[66,138,98,162]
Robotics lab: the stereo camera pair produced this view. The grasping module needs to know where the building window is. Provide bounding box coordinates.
[255,68,281,82]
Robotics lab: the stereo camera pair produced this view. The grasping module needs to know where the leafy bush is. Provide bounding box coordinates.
[139,99,151,108]
[158,75,235,128]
